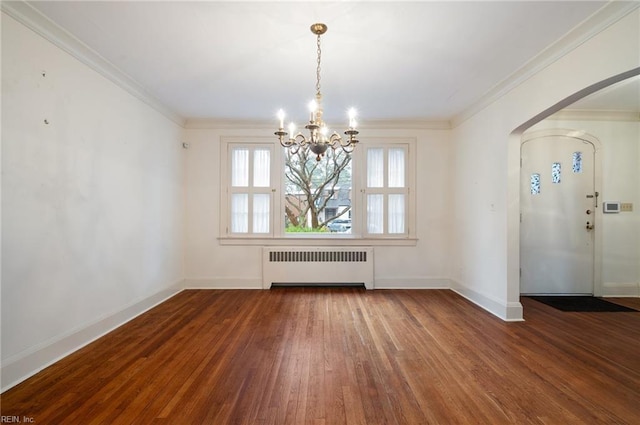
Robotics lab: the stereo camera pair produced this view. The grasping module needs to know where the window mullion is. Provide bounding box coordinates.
[248,150,254,234]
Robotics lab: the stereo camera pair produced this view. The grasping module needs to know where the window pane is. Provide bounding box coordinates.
[367,148,384,188]
[284,147,351,232]
[231,194,248,233]
[388,194,405,234]
[388,148,405,188]
[231,148,249,187]
[253,149,270,187]
[367,194,384,234]
[253,194,270,233]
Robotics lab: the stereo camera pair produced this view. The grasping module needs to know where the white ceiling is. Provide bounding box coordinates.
[24,1,623,125]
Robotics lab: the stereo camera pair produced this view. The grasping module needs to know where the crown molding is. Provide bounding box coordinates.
[185,118,273,130]
[185,118,451,130]
[451,1,640,128]
[547,109,640,122]
[1,1,186,127]
[363,119,451,130]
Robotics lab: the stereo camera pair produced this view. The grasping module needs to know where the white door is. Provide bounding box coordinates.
[520,135,596,295]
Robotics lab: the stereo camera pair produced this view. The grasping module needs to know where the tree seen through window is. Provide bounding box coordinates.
[284,147,351,232]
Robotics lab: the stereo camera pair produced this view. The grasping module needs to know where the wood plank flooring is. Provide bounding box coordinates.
[2,289,639,424]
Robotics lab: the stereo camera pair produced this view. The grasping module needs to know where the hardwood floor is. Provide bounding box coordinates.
[2,289,639,424]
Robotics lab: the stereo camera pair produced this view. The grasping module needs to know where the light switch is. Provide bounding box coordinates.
[620,203,633,212]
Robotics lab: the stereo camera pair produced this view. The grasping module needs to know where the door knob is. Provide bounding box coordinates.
[586,221,594,230]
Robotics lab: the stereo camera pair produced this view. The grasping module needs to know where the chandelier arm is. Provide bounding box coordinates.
[327,131,358,154]
[277,134,292,148]
[347,133,360,148]
[342,131,359,148]
[328,132,345,147]
[340,144,356,154]
[282,140,294,148]
[291,144,302,155]
[292,133,309,147]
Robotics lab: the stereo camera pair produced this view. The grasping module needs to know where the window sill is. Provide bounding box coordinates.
[218,235,418,247]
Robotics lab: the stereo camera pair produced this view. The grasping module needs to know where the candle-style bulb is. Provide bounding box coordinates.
[348,108,357,129]
[308,100,318,122]
[277,109,285,129]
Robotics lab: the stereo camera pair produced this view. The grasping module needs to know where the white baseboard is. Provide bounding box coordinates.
[185,277,452,290]
[184,278,262,289]
[451,281,524,322]
[601,282,640,297]
[183,277,526,323]
[1,281,184,393]
[374,277,451,289]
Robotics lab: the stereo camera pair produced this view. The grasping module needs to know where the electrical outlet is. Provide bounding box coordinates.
[620,203,633,212]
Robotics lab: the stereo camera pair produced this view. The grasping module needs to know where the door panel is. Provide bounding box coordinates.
[521,135,595,294]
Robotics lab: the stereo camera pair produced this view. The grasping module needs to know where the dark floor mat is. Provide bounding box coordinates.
[527,296,638,312]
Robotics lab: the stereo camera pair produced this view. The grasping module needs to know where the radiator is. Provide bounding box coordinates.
[262,247,374,289]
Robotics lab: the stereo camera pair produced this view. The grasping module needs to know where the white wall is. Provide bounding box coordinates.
[450,8,640,319]
[1,14,185,389]
[183,127,453,290]
[527,118,640,295]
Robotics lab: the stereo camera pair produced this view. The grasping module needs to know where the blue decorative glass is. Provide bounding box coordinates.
[531,173,541,195]
[572,152,582,173]
[552,162,561,184]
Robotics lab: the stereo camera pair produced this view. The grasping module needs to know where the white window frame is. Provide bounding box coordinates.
[219,136,416,246]
[353,137,417,240]
[219,138,280,238]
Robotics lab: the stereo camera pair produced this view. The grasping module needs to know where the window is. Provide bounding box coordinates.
[223,143,275,236]
[220,137,415,244]
[363,145,409,236]
[284,147,352,233]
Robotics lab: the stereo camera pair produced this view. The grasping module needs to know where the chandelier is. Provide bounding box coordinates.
[275,23,359,161]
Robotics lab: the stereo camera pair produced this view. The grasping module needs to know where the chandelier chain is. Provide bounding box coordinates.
[316,33,322,96]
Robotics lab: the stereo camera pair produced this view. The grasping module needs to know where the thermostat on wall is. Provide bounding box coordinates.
[603,202,620,213]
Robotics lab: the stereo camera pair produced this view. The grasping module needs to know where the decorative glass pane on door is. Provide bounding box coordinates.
[572,152,582,173]
[552,162,561,184]
[531,173,541,195]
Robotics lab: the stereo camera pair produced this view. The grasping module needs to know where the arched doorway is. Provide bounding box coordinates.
[510,68,639,307]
